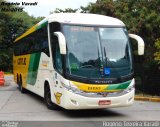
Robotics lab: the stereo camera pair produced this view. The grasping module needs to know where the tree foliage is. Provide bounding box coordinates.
[52,8,78,13]
[154,38,160,64]
[0,0,43,71]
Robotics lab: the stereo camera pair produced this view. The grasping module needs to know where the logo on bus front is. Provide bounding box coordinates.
[54,92,62,104]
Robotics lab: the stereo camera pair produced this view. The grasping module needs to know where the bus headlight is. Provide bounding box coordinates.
[61,82,82,93]
[69,82,82,93]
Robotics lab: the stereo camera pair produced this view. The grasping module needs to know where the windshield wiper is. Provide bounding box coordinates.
[80,64,95,68]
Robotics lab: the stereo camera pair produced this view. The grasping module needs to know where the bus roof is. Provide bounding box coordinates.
[14,13,125,42]
[48,13,125,26]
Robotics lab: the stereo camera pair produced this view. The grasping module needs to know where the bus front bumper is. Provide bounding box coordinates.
[60,89,135,110]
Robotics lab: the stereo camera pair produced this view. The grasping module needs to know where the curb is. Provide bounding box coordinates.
[134,96,160,102]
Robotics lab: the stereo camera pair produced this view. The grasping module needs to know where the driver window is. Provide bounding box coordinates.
[54,43,62,73]
[49,22,62,74]
[51,35,62,74]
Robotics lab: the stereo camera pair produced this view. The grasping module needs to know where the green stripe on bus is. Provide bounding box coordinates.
[27,53,41,85]
[106,80,131,91]
[36,21,48,30]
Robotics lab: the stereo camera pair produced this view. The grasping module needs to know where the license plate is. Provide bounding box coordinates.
[98,100,111,105]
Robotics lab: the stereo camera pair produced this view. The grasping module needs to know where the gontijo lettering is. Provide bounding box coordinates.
[17,58,26,65]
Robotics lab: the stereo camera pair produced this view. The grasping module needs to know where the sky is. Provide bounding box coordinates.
[9,0,97,17]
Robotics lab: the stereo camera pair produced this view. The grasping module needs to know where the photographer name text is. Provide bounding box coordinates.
[0,1,38,12]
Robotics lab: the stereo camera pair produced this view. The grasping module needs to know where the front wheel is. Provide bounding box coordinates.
[44,85,59,110]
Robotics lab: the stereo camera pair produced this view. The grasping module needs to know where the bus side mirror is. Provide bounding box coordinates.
[129,34,145,55]
[54,32,66,55]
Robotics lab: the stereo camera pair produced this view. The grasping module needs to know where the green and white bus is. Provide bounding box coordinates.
[13,13,144,109]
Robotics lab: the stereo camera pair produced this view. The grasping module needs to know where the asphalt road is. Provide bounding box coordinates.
[0,76,160,127]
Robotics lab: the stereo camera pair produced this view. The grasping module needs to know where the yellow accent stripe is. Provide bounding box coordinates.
[71,81,109,92]
[15,24,38,42]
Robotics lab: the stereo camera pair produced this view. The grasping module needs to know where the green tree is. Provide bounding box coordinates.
[154,38,160,64]
[52,8,78,13]
[0,0,43,71]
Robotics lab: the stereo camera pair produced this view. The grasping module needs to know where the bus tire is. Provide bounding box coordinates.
[17,74,20,90]
[17,74,19,85]
[19,75,26,93]
[44,83,58,110]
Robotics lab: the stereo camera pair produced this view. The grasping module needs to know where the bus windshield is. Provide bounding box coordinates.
[62,25,133,79]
